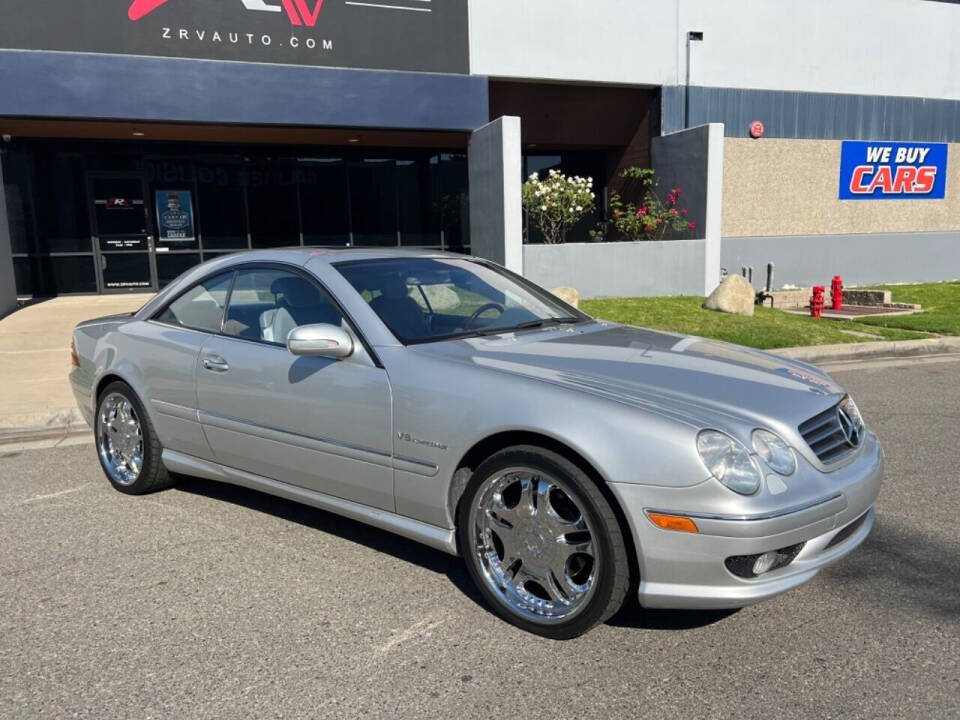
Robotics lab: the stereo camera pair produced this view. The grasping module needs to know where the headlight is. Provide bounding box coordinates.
[840,395,864,428]
[751,429,797,476]
[696,430,762,495]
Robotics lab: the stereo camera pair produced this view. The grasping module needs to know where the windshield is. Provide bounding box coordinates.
[335,257,587,344]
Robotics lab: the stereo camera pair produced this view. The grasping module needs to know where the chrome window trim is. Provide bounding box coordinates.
[644,492,844,522]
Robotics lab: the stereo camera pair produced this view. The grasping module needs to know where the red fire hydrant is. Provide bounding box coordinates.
[831,275,844,311]
[810,286,825,318]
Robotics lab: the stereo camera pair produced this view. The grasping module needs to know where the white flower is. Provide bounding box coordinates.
[529,172,539,181]
[540,205,547,211]
[576,206,583,211]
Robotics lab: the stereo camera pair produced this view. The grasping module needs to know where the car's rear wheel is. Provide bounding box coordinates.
[95,381,174,495]
[458,445,630,639]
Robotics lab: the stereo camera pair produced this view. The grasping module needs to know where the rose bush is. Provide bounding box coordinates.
[521,169,596,244]
[592,167,697,242]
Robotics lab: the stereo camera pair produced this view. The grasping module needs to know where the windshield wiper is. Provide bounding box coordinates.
[473,316,582,336]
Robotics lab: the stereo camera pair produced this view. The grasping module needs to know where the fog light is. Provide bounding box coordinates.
[752,551,778,575]
[725,543,805,578]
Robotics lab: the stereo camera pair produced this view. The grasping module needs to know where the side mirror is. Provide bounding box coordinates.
[287,324,354,359]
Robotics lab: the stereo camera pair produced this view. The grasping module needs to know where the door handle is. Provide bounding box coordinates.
[202,356,229,372]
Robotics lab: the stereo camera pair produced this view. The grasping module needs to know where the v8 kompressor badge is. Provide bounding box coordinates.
[397,432,448,451]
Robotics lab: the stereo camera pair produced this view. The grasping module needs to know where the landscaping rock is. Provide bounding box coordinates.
[551,286,580,309]
[703,275,755,316]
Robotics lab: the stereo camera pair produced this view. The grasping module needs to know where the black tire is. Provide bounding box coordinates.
[457,445,631,639]
[95,381,175,495]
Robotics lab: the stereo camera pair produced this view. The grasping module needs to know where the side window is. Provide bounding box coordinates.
[223,268,343,344]
[155,271,233,332]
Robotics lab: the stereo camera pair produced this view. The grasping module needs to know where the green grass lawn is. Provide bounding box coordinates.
[854,282,960,335]
[580,296,931,350]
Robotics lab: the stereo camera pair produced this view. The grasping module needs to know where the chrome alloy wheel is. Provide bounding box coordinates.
[97,393,144,486]
[470,468,600,623]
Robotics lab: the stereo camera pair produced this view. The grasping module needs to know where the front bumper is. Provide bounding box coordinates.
[610,432,883,609]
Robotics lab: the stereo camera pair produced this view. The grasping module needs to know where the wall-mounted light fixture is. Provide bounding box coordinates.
[685,31,704,129]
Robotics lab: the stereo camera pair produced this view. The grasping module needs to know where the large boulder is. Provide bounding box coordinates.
[702,275,755,316]
[551,286,580,308]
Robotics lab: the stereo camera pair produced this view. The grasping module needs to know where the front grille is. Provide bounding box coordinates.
[798,402,856,464]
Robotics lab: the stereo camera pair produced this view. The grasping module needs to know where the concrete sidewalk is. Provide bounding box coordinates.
[0,294,153,442]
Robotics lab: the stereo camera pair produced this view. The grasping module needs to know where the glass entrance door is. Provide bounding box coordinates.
[88,174,158,293]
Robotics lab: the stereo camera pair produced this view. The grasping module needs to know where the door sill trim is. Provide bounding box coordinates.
[161,449,458,556]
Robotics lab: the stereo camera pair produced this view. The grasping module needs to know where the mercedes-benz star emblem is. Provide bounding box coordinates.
[837,407,862,448]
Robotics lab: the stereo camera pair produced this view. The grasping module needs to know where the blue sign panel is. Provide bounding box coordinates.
[155,190,195,242]
[839,141,947,200]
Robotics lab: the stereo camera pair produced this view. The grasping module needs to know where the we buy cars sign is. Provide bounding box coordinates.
[839,141,947,199]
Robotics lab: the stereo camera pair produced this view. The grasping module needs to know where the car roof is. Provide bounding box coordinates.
[218,247,472,265]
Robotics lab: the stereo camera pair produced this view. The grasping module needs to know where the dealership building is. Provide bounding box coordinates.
[1,0,959,316]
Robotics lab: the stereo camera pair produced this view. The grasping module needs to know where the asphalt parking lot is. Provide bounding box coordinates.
[1,356,958,719]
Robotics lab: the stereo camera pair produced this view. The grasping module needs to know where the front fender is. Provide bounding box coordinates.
[380,347,708,529]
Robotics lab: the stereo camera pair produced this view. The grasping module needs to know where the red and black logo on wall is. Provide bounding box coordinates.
[0,0,468,74]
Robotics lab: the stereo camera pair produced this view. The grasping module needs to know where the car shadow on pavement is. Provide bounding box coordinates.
[173,475,487,607]
[174,475,746,630]
[608,597,738,631]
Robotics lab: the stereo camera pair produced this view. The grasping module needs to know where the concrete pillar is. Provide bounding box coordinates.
[651,122,725,295]
[467,116,523,273]
[0,151,19,318]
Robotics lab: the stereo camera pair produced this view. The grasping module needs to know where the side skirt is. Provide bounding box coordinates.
[162,449,459,556]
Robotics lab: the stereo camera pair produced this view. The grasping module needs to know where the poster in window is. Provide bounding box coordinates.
[156,190,195,242]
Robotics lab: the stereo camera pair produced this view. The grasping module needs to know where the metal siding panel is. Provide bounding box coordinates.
[672,86,960,142]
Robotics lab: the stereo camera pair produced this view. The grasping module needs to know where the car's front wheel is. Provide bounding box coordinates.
[95,381,174,495]
[458,445,630,639]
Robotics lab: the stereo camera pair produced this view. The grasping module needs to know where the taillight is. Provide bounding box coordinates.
[70,338,80,368]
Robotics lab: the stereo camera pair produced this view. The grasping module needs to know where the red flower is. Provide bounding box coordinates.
[681,208,688,215]
[657,218,663,224]
[669,208,678,216]
[638,206,647,216]
[674,187,682,195]
[688,221,697,229]
[645,224,655,232]
[667,193,676,204]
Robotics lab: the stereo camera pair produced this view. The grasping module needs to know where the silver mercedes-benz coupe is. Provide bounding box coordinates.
[70,249,882,638]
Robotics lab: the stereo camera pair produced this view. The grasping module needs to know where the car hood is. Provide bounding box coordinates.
[413,322,845,431]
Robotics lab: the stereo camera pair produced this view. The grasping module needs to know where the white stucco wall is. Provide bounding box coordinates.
[469,0,960,101]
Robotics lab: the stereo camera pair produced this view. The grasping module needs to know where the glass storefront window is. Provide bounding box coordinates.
[101,253,152,291]
[47,256,97,294]
[92,177,149,238]
[398,156,441,247]
[2,149,36,255]
[440,153,469,252]
[299,159,350,247]
[29,152,93,254]
[12,257,34,297]
[8,142,472,297]
[156,252,201,288]
[247,158,299,248]
[197,159,248,250]
[349,160,398,247]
